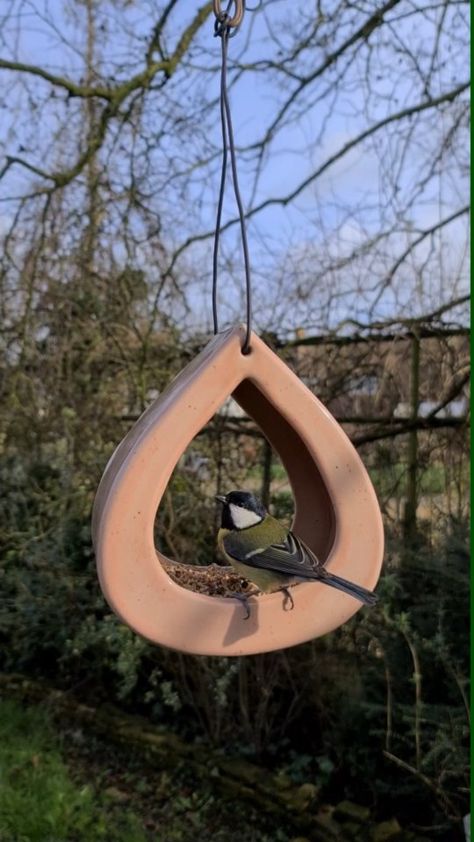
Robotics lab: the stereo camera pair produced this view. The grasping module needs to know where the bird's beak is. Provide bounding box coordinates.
[215,495,227,504]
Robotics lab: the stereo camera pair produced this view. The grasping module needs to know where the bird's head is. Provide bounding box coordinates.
[216,490,267,530]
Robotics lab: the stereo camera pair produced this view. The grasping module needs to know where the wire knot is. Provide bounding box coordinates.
[213,1,244,37]
[214,13,231,38]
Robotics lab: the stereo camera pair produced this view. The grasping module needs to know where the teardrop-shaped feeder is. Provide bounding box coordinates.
[92,325,383,656]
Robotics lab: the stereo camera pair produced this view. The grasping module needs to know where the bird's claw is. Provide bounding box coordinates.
[226,587,294,618]
[280,587,294,611]
[227,592,251,619]
[226,587,261,619]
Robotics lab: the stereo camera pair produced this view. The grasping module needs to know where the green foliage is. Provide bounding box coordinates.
[309,523,470,826]
[0,700,146,842]
[368,460,461,499]
[0,443,469,837]
[0,700,293,842]
[0,308,469,840]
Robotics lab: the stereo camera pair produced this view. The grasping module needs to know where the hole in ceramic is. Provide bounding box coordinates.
[233,379,336,562]
[152,377,336,603]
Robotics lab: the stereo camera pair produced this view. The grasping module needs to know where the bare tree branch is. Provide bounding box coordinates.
[282,295,470,347]
[253,0,404,147]
[0,2,213,192]
[374,206,470,304]
[0,57,113,100]
[163,81,469,275]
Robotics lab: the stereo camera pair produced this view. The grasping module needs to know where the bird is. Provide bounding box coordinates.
[216,490,378,618]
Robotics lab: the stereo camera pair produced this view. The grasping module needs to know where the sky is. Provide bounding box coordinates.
[0,0,469,336]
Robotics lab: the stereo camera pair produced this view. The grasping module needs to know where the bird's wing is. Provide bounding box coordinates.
[223,529,325,580]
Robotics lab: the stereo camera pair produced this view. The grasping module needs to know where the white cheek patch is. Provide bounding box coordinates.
[229,504,262,529]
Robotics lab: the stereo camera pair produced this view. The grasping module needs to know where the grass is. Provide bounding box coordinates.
[0,699,290,842]
[0,700,147,842]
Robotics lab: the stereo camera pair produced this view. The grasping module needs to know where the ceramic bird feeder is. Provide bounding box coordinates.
[92,325,384,656]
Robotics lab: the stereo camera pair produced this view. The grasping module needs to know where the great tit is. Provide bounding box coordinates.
[216,490,378,618]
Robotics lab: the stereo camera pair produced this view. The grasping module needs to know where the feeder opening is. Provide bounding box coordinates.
[153,378,336,599]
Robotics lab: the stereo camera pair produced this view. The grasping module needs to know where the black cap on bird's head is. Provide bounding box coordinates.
[216,490,267,530]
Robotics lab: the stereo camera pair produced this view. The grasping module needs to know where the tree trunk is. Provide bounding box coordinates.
[260,437,273,508]
[403,332,420,548]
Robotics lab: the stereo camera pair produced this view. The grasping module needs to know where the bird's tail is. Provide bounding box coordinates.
[321,571,378,606]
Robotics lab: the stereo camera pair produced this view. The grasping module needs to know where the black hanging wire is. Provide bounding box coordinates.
[212,1,252,354]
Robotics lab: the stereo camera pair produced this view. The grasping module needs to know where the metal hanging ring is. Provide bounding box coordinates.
[213,0,244,28]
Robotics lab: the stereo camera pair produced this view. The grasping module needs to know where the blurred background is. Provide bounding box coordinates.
[0,1,469,840]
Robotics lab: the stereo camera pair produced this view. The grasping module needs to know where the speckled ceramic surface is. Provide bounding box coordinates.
[92,325,384,655]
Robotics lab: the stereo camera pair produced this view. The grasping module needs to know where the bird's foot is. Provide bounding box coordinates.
[226,588,260,620]
[280,587,295,611]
